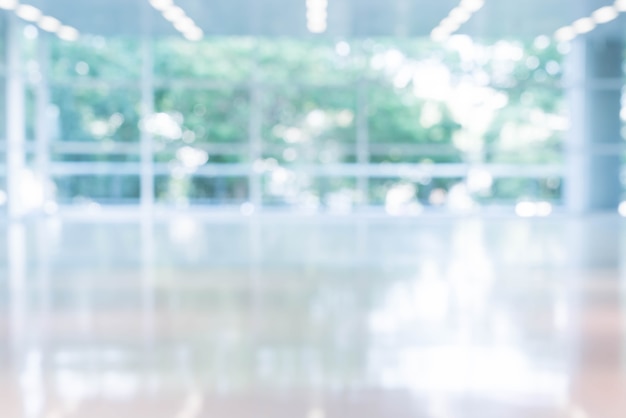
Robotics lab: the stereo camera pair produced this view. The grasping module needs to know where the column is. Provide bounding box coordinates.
[35,33,51,210]
[5,13,25,219]
[356,81,369,207]
[564,33,622,213]
[140,36,155,213]
[249,80,262,210]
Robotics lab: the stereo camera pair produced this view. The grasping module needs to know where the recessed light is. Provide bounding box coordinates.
[149,0,173,11]
[183,27,203,41]
[57,25,79,41]
[615,0,626,12]
[0,0,17,11]
[554,26,576,42]
[449,7,472,24]
[430,28,450,42]
[439,17,461,33]
[174,17,196,32]
[572,17,596,34]
[591,6,618,23]
[459,0,484,13]
[158,1,205,42]
[16,4,42,22]
[38,16,62,33]
[163,6,185,22]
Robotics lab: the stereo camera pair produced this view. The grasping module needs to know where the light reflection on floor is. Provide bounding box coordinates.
[0,214,625,418]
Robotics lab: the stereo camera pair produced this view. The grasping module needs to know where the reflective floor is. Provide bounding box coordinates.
[1,214,625,418]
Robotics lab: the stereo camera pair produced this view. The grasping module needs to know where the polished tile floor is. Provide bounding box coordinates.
[0,214,625,418]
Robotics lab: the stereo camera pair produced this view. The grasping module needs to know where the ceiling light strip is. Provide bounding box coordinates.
[0,1,80,41]
[306,0,328,34]
[554,2,621,42]
[430,0,485,42]
[149,0,203,41]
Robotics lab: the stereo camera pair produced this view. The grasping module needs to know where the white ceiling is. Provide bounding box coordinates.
[18,0,625,40]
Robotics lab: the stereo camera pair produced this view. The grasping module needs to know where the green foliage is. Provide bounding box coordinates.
[155,87,250,146]
[46,35,565,205]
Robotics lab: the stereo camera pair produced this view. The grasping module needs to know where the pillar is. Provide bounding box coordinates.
[249,80,262,210]
[356,81,370,207]
[565,33,623,213]
[5,13,25,219]
[140,36,155,213]
[35,33,51,210]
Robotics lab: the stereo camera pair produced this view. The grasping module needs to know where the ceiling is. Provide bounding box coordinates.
[16,0,624,40]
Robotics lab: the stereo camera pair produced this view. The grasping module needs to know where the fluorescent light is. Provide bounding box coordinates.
[38,16,61,33]
[16,4,42,22]
[439,17,461,32]
[163,6,185,21]
[308,19,327,27]
[174,17,195,32]
[183,27,203,41]
[13,5,81,41]
[460,0,484,12]
[306,0,328,34]
[307,11,328,20]
[57,25,79,41]
[149,0,173,11]
[308,19,327,28]
[153,0,203,42]
[307,19,327,28]
[552,1,622,41]
[0,0,17,10]
[306,0,328,7]
[431,0,483,42]
[615,0,626,12]
[449,7,472,24]
[430,28,450,42]
[308,23,327,33]
[592,6,618,23]
[554,26,576,42]
[572,17,596,34]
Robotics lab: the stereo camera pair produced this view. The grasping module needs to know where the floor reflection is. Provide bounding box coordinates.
[1,215,625,417]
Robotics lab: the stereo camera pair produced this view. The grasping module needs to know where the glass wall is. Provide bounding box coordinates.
[0,17,6,214]
[3,25,575,213]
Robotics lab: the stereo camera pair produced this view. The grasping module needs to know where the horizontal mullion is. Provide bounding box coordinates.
[43,162,566,178]
[40,77,565,91]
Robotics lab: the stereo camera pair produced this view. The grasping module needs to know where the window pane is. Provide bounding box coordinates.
[52,86,141,144]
